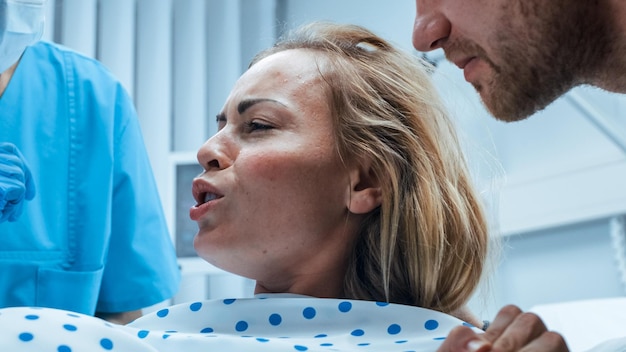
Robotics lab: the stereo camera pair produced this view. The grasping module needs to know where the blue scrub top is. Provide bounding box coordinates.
[0,41,180,315]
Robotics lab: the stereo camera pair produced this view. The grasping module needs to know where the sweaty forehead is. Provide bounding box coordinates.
[222,49,333,119]
[236,49,329,95]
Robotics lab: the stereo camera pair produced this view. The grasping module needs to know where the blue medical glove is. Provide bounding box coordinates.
[0,143,36,222]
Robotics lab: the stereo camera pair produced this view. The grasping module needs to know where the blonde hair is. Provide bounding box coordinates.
[251,22,489,314]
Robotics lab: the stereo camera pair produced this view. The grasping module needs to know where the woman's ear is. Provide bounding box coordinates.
[346,161,382,214]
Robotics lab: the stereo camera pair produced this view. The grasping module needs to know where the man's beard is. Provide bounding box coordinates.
[475,1,611,122]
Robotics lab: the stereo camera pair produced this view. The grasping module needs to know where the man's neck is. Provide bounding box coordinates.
[0,62,19,98]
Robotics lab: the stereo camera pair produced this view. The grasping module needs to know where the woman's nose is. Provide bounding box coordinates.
[412,5,451,52]
[196,133,233,171]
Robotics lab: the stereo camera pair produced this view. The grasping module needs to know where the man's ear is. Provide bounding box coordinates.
[346,161,382,214]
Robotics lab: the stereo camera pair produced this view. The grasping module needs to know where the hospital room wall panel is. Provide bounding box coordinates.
[620,96,626,116]
[470,217,626,319]
[55,0,98,58]
[97,0,136,97]
[501,219,624,307]
[172,0,208,152]
[204,0,244,142]
[134,0,173,233]
[239,0,279,75]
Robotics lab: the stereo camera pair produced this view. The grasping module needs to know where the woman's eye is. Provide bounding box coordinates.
[215,114,227,131]
[245,121,273,132]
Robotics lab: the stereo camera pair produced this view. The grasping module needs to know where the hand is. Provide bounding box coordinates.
[0,143,36,222]
[437,305,569,352]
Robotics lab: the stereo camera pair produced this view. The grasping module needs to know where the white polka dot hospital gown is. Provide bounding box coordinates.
[0,295,481,351]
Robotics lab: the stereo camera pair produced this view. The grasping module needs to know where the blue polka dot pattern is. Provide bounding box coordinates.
[302,307,316,319]
[338,301,352,312]
[235,320,249,332]
[425,319,439,330]
[189,302,202,311]
[19,332,33,341]
[99,338,113,350]
[0,297,480,351]
[388,323,401,335]
[63,324,77,332]
[351,329,365,336]
[462,321,478,329]
[269,313,282,326]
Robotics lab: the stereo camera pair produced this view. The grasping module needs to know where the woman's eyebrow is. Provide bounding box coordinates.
[237,98,286,114]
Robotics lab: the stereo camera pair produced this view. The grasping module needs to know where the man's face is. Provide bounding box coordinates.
[412,0,609,122]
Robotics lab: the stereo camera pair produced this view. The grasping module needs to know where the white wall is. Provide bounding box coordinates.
[471,217,626,319]
[278,0,415,51]
[497,218,624,309]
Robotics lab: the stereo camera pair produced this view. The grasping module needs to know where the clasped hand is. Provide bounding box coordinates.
[437,305,569,352]
[0,143,36,222]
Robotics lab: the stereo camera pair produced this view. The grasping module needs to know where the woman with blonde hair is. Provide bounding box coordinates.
[241,21,489,317]
[1,22,492,351]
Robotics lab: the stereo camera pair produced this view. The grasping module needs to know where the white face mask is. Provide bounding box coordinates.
[0,0,46,74]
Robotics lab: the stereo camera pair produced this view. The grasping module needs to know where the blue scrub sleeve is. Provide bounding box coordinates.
[95,85,180,313]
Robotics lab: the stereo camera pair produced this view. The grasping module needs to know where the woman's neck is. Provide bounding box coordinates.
[253,267,347,299]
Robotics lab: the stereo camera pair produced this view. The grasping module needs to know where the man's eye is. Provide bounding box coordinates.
[245,121,273,132]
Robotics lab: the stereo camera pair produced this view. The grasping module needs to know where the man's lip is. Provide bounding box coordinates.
[452,56,476,70]
[462,57,482,83]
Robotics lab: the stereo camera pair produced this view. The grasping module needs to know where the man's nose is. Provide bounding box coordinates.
[412,9,451,52]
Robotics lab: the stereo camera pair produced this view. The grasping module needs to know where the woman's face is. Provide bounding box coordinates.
[191,49,359,292]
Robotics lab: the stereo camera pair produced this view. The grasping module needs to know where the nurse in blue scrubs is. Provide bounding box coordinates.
[0,0,180,324]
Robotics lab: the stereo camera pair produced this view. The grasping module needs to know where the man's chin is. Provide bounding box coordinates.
[477,85,542,123]
[478,73,578,122]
